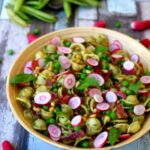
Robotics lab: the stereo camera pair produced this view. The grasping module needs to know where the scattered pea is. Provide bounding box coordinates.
[52,83,57,88]
[102,63,108,70]
[66,124,72,129]
[43,106,49,111]
[54,61,60,69]
[74,126,81,131]
[53,68,59,74]
[122,80,129,87]
[100,53,108,60]
[79,140,89,148]
[64,41,72,47]
[115,20,122,28]
[53,88,58,92]
[80,73,87,79]
[106,57,112,62]
[86,65,93,70]
[125,89,132,95]
[46,117,56,124]
[82,69,87,73]
[31,27,40,35]
[7,49,14,55]
[121,87,127,92]
[54,106,61,114]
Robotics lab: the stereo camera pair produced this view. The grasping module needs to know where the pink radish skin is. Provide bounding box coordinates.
[24,67,33,74]
[68,96,81,109]
[93,131,108,148]
[71,115,82,127]
[88,73,105,86]
[119,134,131,140]
[134,104,146,116]
[34,92,51,105]
[87,58,99,66]
[110,40,122,53]
[63,74,76,89]
[131,54,140,63]
[59,56,71,69]
[140,76,150,85]
[50,135,60,141]
[116,91,127,99]
[94,94,104,103]
[96,103,110,111]
[73,37,85,43]
[55,70,70,77]
[113,40,122,49]
[50,37,61,46]
[123,60,135,74]
[57,47,72,54]
[88,88,102,97]
[138,89,149,95]
[48,125,61,138]
[105,91,117,103]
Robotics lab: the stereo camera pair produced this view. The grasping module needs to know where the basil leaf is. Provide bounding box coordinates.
[10,73,36,85]
[129,81,142,94]
[77,77,99,90]
[108,128,121,145]
[95,45,108,54]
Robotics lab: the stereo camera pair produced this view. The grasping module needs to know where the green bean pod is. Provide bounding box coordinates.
[63,1,72,18]
[14,0,25,12]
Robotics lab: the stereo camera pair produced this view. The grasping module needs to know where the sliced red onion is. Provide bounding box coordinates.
[88,88,102,97]
[131,54,140,63]
[59,56,71,69]
[68,96,81,109]
[48,125,61,138]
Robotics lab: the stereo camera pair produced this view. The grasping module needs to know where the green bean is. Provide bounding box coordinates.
[14,0,25,12]
[6,6,28,27]
[63,1,72,18]
[21,5,57,23]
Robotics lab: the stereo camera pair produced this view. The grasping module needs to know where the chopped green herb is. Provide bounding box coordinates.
[95,45,108,54]
[64,41,72,47]
[79,140,89,148]
[46,117,56,124]
[42,106,49,111]
[115,21,122,28]
[129,81,142,94]
[7,49,14,55]
[146,101,150,108]
[74,126,81,131]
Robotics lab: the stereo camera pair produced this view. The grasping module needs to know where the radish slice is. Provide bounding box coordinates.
[96,103,110,111]
[88,73,105,86]
[113,40,122,49]
[131,54,140,63]
[88,88,102,97]
[50,135,60,141]
[112,54,123,59]
[73,37,85,43]
[94,94,104,103]
[63,74,76,89]
[105,91,117,103]
[116,91,127,99]
[93,131,108,148]
[24,67,33,74]
[134,104,146,116]
[119,134,131,139]
[140,76,150,85]
[57,47,72,54]
[34,92,51,105]
[50,36,61,46]
[138,89,148,94]
[86,58,99,66]
[71,115,82,127]
[110,40,122,53]
[59,56,71,69]
[123,60,135,73]
[48,125,61,138]
[68,96,81,109]
[55,70,70,77]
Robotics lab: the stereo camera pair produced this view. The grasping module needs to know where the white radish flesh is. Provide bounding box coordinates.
[86,58,99,66]
[96,103,110,111]
[50,135,60,141]
[131,54,140,63]
[48,125,61,138]
[57,47,72,54]
[112,54,123,59]
[123,60,135,71]
[73,37,85,43]
[71,115,82,127]
[59,56,71,69]
[88,88,102,97]
[68,96,81,109]
[105,91,117,103]
[50,37,61,46]
[24,67,33,74]
[94,94,104,103]
[140,76,150,85]
[63,74,76,89]
[134,104,146,116]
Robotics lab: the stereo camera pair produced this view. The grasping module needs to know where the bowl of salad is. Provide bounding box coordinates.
[6,27,150,149]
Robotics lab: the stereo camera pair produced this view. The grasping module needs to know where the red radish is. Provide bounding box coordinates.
[59,56,71,69]
[140,38,150,48]
[95,20,106,28]
[50,135,60,141]
[57,47,72,54]
[34,92,51,105]
[110,40,122,53]
[140,76,150,85]
[123,60,135,74]
[86,58,99,66]
[27,33,38,43]
[138,89,149,95]
[68,96,81,109]
[63,74,76,89]
[111,54,123,63]
[94,94,104,103]
[2,140,13,150]
[50,36,61,46]
[93,131,108,148]
[24,67,33,74]
[48,125,61,138]
[105,91,117,103]
[71,115,82,126]
[73,37,85,43]
[131,20,150,31]
[96,103,110,111]
[134,104,146,116]
[119,134,131,140]
[131,54,140,63]
[116,91,127,99]
[88,88,102,97]
[88,73,105,86]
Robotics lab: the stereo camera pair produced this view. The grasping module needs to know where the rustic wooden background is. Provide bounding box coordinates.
[0,0,150,150]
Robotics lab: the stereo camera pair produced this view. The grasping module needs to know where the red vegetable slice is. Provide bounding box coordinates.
[116,104,128,119]
[140,38,150,48]
[63,74,76,89]
[50,36,61,46]
[86,58,99,66]
[96,103,110,111]
[94,94,104,103]
[48,125,61,138]
[94,20,106,28]
[59,56,71,69]
[57,47,72,54]
[93,131,108,148]
[113,40,122,49]
[88,73,105,86]
[34,92,51,105]
[2,140,13,150]
[71,115,82,127]
[134,104,146,116]
[138,89,149,95]
[140,76,150,85]
[68,96,81,109]
[88,88,102,97]
[58,95,71,104]
[123,60,135,74]
[27,33,38,43]
[105,91,117,103]
[110,40,122,53]
[116,91,127,99]
[119,134,131,140]
[24,67,33,74]
[131,54,140,63]
[55,70,70,77]
[72,37,85,43]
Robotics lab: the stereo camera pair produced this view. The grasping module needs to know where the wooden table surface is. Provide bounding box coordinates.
[0,0,150,150]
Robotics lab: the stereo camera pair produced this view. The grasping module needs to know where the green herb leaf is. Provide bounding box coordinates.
[10,73,36,85]
[95,45,108,54]
[77,77,99,90]
[144,71,150,76]
[108,128,121,145]
[129,81,142,94]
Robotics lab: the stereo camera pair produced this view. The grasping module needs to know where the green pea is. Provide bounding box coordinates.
[125,89,132,95]
[80,73,87,79]
[115,20,122,28]
[66,124,72,129]
[102,63,108,70]
[42,106,49,111]
[122,80,129,87]
[7,49,14,55]
[147,101,150,108]
[106,57,111,62]
[64,41,72,47]
[127,108,134,113]
[86,65,93,70]
[74,126,81,131]
[53,88,58,92]
[52,83,57,88]
[54,106,61,114]
[54,61,60,69]
[79,140,89,148]
[100,53,108,60]
[82,69,87,73]
[43,130,49,136]
[31,27,40,35]
[46,118,56,124]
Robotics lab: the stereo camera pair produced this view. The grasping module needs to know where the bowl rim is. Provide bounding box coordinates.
[6,27,150,150]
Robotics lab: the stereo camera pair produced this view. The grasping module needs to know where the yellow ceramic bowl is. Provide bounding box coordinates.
[6,27,150,150]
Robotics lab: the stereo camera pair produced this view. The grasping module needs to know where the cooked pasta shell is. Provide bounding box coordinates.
[133,115,145,125]
[125,95,139,105]
[109,64,121,76]
[114,123,129,133]
[33,119,47,131]
[70,43,85,52]
[44,44,56,54]
[35,85,50,94]
[102,115,111,125]
[41,109,54,120]
[35,50,46,59]
[95,34,109,47]
[18,87,34,98]
[16,97,31,109]
[36,76,47,85]
[127,121,141,134]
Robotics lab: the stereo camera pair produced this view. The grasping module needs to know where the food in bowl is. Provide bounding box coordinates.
[10,34,150,148]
